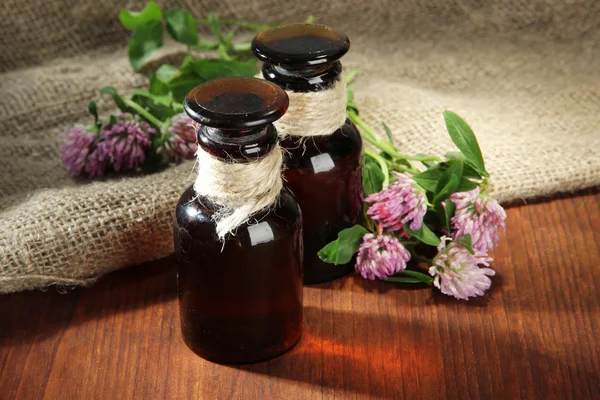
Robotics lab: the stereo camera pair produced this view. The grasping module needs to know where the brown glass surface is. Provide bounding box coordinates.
[282,120,363,284]
[254,24,362,283]
[261,62,342,92]
[176,76,301,363]
[174,186,303,364]
[197,124,280,161]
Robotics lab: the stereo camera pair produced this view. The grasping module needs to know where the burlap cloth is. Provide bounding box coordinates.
[1,0,599,293]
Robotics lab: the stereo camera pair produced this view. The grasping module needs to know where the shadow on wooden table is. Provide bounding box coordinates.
[235,299,598,398]
[235,306,417,397]
[0,256,177,345]
[239,302,456,397]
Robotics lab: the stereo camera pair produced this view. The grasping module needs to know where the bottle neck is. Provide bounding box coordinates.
[261,61,342,93]
[260,61,347,138]
[196,125,277,162]
[193,139,284,239]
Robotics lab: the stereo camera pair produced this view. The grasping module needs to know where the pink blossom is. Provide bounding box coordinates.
[366,172,427,231]
[166,113,197,163]
[429,236,495,300]
[100,113,156,171]
[356,233,411,280]
[449,187,506,252]
[60,126,108,178]
[84,145,109,179]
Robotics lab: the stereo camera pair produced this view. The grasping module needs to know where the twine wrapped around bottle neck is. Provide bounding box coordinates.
[258,73,347,137]
[193,144,284,239]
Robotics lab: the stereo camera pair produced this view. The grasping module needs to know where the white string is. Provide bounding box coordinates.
[258,73,347,137]
[193,145,284,239]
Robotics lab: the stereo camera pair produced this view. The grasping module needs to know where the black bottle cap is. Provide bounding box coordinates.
[184,77,289,161]
[184,77,289,130]
[252,24,350,67]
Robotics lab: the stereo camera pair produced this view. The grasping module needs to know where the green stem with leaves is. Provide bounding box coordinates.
[217,45,233,61]
[194,40,220,51]
[349,111,379,142]
[123,99,164,128]
[349,112,442,163]
[364,148,389,187]
[232,42,252,52]
[381,157,420,174]
[385,270,433,284]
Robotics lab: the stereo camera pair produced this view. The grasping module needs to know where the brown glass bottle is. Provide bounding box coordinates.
[174,77,303,364]
[252,24,363,284]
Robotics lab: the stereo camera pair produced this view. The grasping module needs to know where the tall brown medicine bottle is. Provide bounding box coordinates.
[252,24,363,284]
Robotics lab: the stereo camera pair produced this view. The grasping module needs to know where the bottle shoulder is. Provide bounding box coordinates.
[280,118,362,167]
[175,185,301,245]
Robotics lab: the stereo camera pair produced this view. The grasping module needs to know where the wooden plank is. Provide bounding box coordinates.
[1,189,599,399]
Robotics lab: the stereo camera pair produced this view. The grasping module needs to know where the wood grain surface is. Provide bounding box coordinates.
[1,189,599,399]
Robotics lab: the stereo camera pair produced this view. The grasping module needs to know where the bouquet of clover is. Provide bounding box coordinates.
[319,77,506,300]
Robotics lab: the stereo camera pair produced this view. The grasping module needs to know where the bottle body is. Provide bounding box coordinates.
[175,185,303,364]
[282,118,363,284]
[252,23,362,284]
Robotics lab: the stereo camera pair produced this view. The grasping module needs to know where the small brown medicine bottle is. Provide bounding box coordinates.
[174,77,303,364]
[252,24,363,284]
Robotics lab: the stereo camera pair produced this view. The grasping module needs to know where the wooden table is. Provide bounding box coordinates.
[1,189,599,399]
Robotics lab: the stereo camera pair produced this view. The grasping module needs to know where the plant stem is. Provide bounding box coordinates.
[382,142,441,162]
[195,40,220,50]
[348,111,378,142]
[348,111,443,163]
[123,99,164,128]
[224,23,241,42]
[385,269,433,284]
[379,154,420,175]
[392,162,419,174]
[399,269,434,283]
[345,70,358,84]
[232,42,252,52]
[363,212,377,233]
[364,147,389,187]
[217,45,233,61]
[384,277,423,284]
